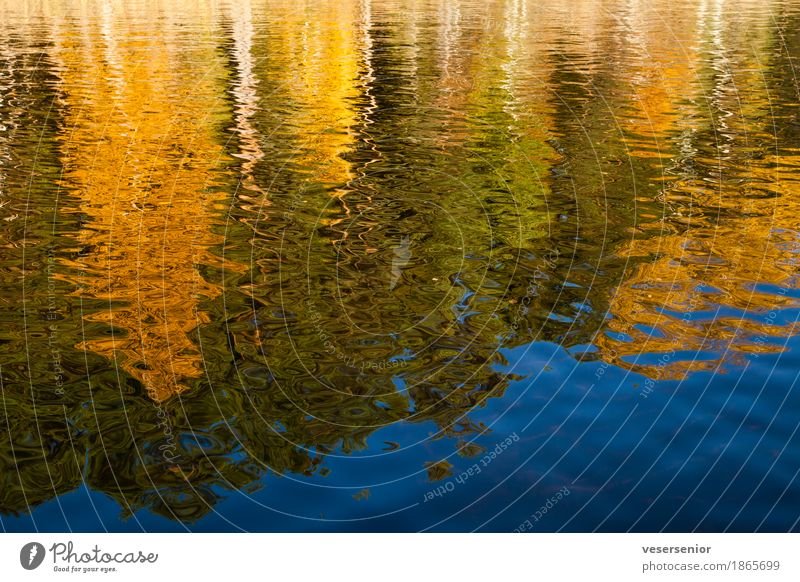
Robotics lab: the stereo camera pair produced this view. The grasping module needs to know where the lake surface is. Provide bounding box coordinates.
[1,0,799,532]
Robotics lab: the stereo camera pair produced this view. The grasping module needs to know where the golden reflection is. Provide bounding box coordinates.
[596,2,800,379]
[267,0,362,194]
[617,4,704,155]
[48,0,231,401]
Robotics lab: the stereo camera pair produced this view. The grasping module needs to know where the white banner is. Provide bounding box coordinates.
[0,534,797,581]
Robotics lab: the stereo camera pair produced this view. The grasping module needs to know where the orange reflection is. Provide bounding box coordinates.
[49,0,232,401]
[268,0,362,193]
[596,2,800,379]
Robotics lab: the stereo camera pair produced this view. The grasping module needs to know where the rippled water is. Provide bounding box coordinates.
[1,0,799,532]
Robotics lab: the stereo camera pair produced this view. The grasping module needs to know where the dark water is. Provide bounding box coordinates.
[1,0,799,532]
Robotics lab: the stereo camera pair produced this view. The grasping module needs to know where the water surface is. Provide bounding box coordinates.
[1,0,799,532]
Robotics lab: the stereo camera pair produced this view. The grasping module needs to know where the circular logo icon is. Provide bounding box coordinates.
[20,542,46,570]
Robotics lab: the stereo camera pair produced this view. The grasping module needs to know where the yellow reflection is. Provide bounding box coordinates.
[618,3,704,156]
[48,0,231,401]
[596,1,800,379]
[267,0,362,194]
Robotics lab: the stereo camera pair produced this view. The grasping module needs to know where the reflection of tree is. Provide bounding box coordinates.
[50,1,232,402]
[0,0,248,522]
[0,0,612,523]
[0,6,90,515]
[593,4,800,379]
[218,0,523,447]
[3,0,531,523]
[216,0,569,466]
[3,0,800,526]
